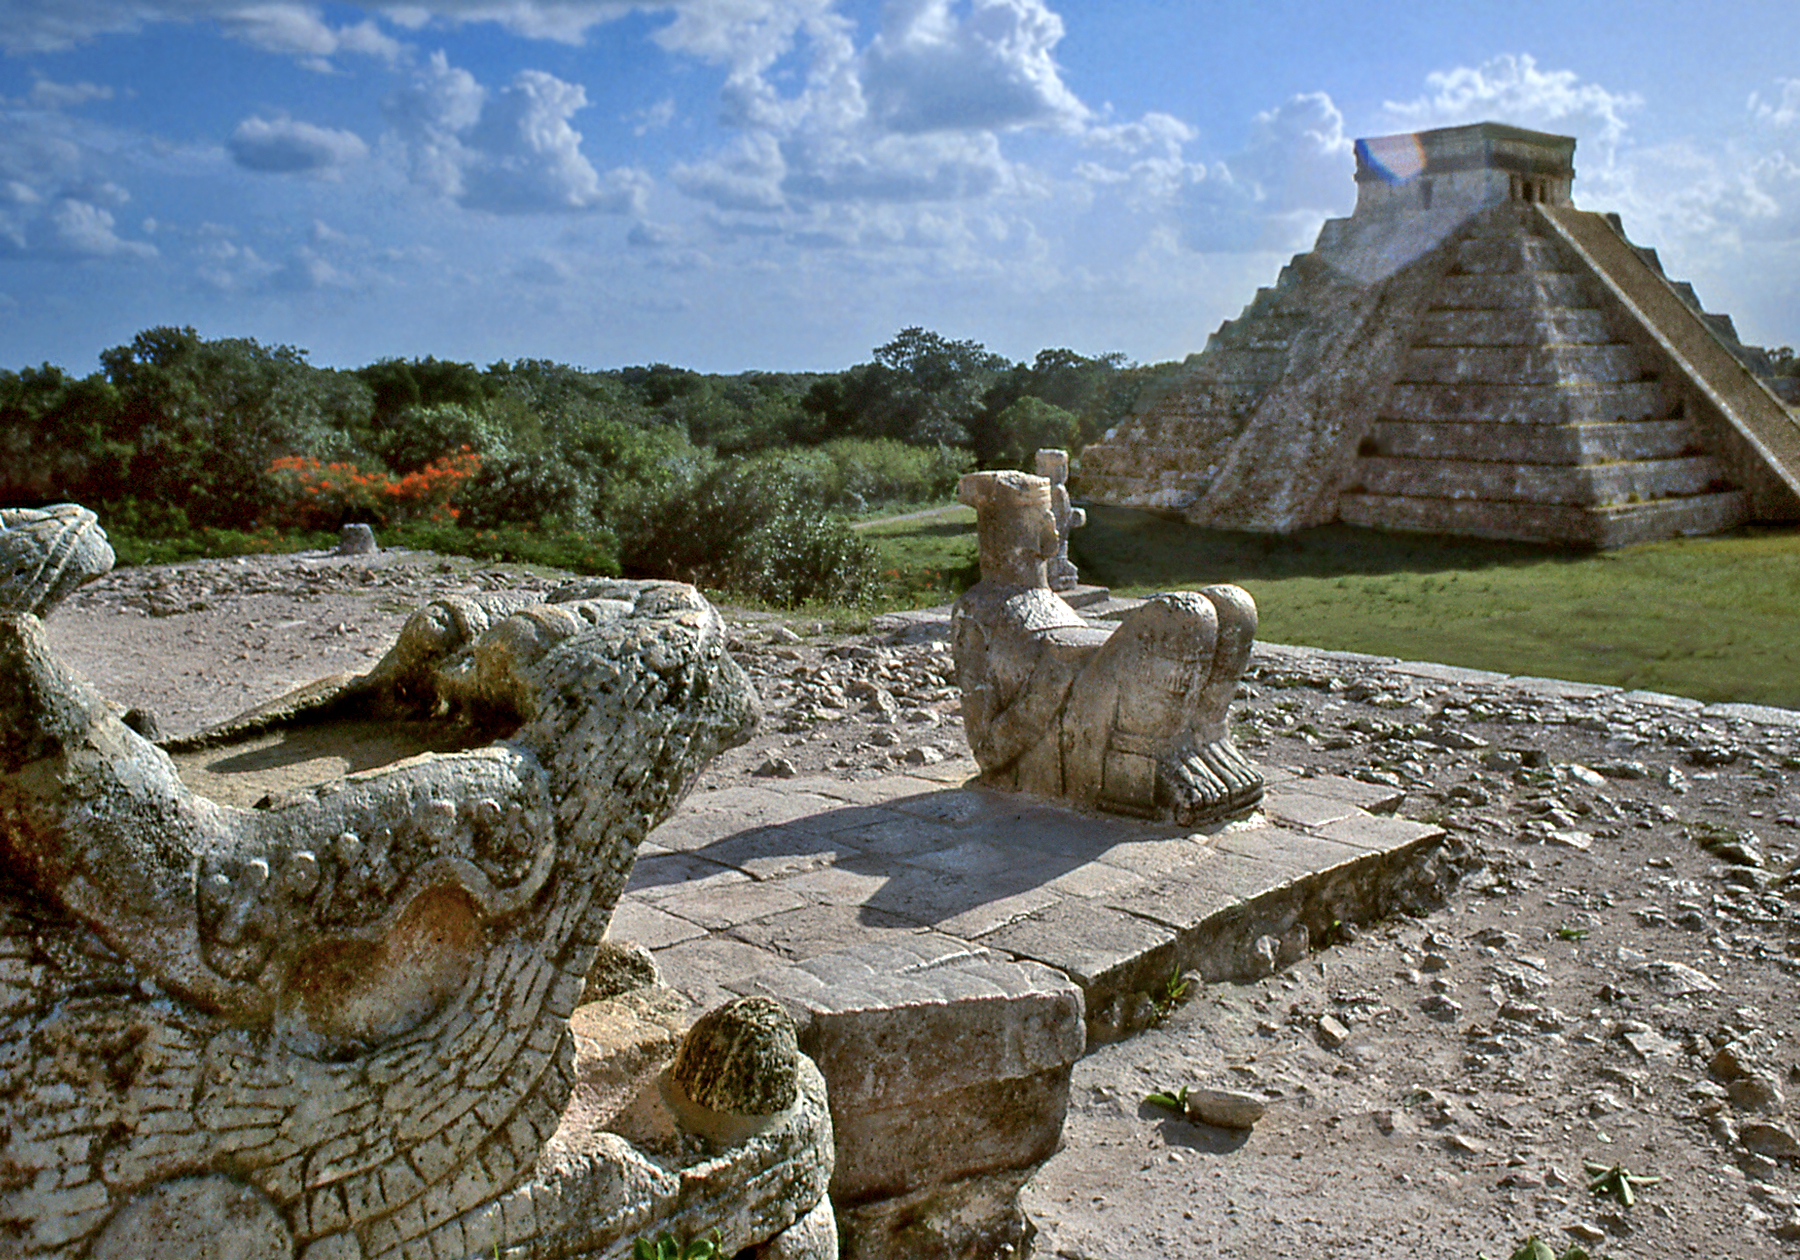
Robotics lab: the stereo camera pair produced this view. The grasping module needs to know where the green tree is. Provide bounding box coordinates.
[99,327,373,529]
[0,365,127,507]
[801,328,1010,448]
[985,396,1082,471]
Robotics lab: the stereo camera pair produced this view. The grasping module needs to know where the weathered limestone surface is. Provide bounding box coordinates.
[1077,121,1800,546]
[0,515,838,1258]
[731,939,1084,1260]
[951,469,1262,826]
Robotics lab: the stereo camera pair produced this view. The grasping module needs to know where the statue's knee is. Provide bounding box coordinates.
[1122,591,1219,656]
[1200,584,1257,643]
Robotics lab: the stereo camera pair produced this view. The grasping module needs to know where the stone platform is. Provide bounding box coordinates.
[616,758,1446,1035]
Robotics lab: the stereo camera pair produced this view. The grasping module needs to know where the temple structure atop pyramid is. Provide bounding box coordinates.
[1076,122,1800,547]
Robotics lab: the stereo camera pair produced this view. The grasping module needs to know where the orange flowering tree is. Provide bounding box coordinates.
[266,446,480,529]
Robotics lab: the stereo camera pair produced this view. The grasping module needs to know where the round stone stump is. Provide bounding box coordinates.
[338,523,378,555]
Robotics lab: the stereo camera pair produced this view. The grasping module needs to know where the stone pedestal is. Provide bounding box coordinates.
[731,940,1085,1260]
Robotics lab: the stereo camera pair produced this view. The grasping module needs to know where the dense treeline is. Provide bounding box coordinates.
[0,325,1176,605]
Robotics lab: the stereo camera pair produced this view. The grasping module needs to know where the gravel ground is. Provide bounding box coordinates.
[40,548,1800,1260]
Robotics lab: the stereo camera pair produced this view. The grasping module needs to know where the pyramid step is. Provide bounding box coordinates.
[1187,347,1292,384]
[1208,311,1307,351]
[1703,312,1741,343]
[1367,418,1698,463]
[1351,455,1729,506]
[1386,380,1667,425]
[1433,273,1592,310]
[1454,235,1566,275]
[1412,308,1616,347]
[1337,490,1749,547]
[1400,344,1645,387]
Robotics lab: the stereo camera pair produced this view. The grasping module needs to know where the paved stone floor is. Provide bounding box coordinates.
[615,750,1445,1020]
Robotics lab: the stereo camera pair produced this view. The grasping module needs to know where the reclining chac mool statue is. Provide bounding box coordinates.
[951,470,1263,825]
[0,506,838,1259]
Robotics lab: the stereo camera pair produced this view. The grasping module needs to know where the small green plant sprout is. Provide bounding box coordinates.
[1152,970,1189,1019]
[1585,1159,1661,1207]
[1555,924,1591,942]
[1143,1085,1190,1115]
[1476,1237,1589,1260]
[632,1227,723,1260]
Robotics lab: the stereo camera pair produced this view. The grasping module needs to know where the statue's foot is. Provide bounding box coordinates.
[1159,739,1263,826]
[1197,739,1264,816]
[1159,750,1231,826]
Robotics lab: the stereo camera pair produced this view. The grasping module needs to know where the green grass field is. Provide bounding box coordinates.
[864,501,1800,709]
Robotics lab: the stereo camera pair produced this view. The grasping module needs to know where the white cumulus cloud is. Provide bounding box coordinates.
[860,0,1087,134]
[219,3,405,67]
[28,78,115,109]
[1174,92,1353,254]
[1751,79,1800,129]
[1382,54,1642,157]
[229,115,369,175]
[45,197,159,258]
[385,52,650,213]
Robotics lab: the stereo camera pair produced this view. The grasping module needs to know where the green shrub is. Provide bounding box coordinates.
[819,438,972,508]
[618,460,878,606]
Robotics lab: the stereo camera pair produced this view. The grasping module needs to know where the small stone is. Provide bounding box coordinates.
[581,939,660,1004]
[1621,1027,1682,1063]
[1595,760,1650,780]
[1317,1014,1351,1048]
[1184,1087,1267,1129]
[1729,1074,1785,1114]
[767,625,802,644]
[1743,1122,1800,1160]
[1634,959,1719,996]
[122,707,162,739]
[1712,1043,1756,1081]
[1441,1133,1487,1156]
[753,756,798,778]
[902,745,944,766]
[670,995,800,1117]
[1420,994,1463,1021]
[1566,763,1607,787]
[1546,829,1593,851]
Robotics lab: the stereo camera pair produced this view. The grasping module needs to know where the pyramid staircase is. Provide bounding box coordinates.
[1336,205,1751,547]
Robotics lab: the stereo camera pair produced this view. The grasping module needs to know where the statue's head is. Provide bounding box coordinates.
[0,503,114,618]
[958,470,1058,588]
[1033,449,1069,483]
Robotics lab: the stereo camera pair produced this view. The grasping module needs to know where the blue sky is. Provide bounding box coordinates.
[1,0,1797,374]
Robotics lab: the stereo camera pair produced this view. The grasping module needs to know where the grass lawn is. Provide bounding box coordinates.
[866,500,1800,710]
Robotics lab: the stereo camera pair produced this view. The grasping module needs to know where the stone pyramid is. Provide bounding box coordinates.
[1077,122,1800,547]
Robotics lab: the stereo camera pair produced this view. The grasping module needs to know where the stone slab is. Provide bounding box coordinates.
[1703,701,1800,728]
[606,899,710,950]
[1261,787,1361,830]
[653,878,810,932]
[1314,813,1445,854]
[725,901,940,963]
[1102,849,1294,933]
[1619,689,1707,711]
[1388,659,1512,686]
[1289,772,1405,814]
[979,897,1179,996]
[729,940,1085,1110]
[1504,675,1622,699]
